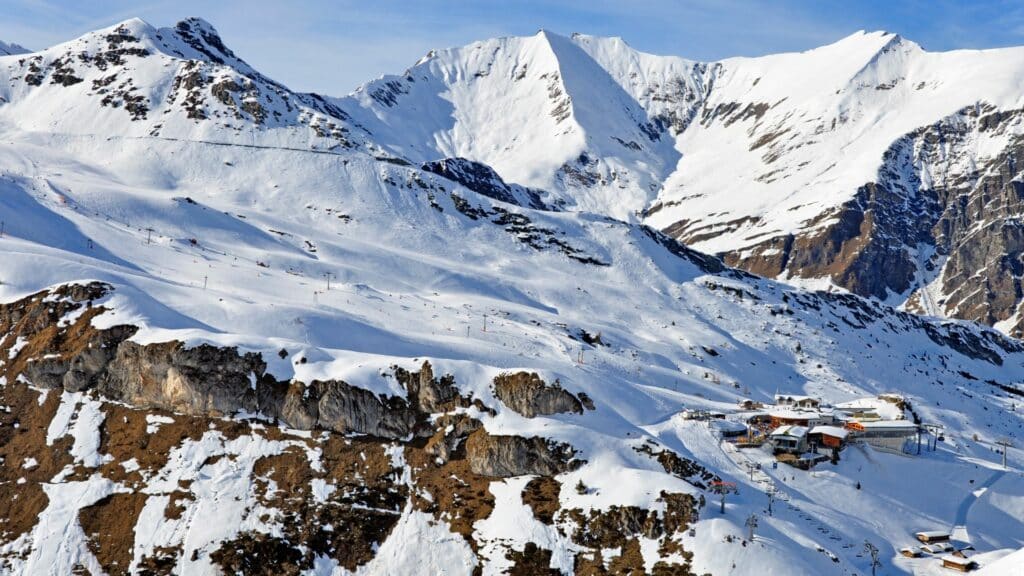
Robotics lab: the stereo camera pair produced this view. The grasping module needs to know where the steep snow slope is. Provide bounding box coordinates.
[340,31,682,219]
[0,18,1023,576]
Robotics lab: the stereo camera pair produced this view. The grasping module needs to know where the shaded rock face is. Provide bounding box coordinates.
[0,284,425,439]
[688,104,1024,337]
[422,157,547,210]
[394,361,460,414]
[492,371,587,418]
[98,341,264,416]
[262,379,421,438]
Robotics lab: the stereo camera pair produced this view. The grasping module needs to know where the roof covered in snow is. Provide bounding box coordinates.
[809,426,849,439]
[771,425,808,438]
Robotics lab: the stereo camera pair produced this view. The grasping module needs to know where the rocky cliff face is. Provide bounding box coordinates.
[710,104,1024,336]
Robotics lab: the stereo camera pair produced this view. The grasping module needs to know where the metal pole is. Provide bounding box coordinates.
[997,439,1010,469]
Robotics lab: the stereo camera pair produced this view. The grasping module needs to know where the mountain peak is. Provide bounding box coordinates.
[822,29,919,57]
[160,17,254,73]
[0,39,30,56]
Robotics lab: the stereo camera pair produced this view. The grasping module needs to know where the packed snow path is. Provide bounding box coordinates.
[952,469,1007,543]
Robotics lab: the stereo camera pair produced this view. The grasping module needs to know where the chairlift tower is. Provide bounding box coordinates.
[710,481,736,514]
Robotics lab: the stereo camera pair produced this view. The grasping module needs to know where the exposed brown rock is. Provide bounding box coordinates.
[674,104,1024,337]
[506,542,561,575]
[0,382,72,546]
[210,531,304,576]
[405,432,496,542]
[522,476,561,524]
[493,372,585,418]
[78,492,148,576]
[464,429,580,477]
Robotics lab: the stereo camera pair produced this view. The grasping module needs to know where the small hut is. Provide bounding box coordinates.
[915,531,951,543]
[940,555,976,572]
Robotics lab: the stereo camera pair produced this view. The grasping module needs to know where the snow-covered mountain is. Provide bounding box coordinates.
[337,29,1024,337]
[0,18,1022,576]
[0,41,28,56]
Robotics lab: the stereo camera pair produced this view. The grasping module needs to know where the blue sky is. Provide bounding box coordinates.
[6,1,1024,95]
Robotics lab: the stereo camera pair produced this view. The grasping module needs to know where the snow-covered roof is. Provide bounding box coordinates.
[940,555,974,566]
[709,419,747,433]
[916,530,951,538]
[770,425,808,438]
[768,409,821,420]
[860,420,917,430]
[775,394,818,402]
[835,398,879,408]
[809,426,849,439]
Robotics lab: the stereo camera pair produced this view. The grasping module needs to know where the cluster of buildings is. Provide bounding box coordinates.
[902,531,978,572]
[686,392,923,468]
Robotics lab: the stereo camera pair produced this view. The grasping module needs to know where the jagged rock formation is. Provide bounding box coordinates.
[1,283,571,451]
[0,41,28,57]
[716,104,1024,337]
[0,18,356,145]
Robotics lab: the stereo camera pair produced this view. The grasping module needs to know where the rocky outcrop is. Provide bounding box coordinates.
[422,157,547,210]
[492,372,587,417]
[98,341,264,416]
[0,282,599,483]
[262,379,422,438]
[394,361,461,414]
[464,429,580,477]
